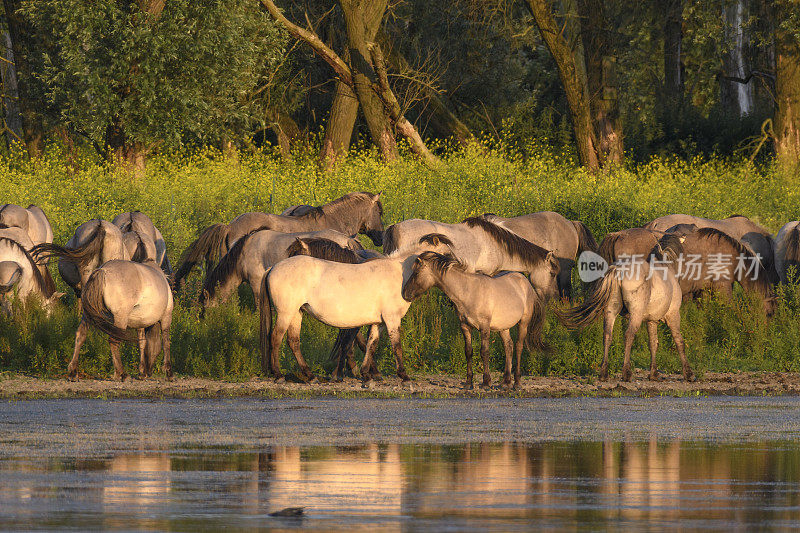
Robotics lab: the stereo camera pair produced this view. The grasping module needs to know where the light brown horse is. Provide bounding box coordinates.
[402,252,543,389]
[175,192,385,289]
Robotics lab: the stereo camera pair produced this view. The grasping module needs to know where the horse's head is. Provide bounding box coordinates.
[528,251,560,301]
[359,192,384,247]
[402,251,461,302]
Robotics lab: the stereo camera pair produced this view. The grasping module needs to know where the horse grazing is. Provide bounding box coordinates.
[597,228,664,263]
[0,226,57,294]
[32,220,128,298]
[0,237,63,313]
[383,217,561,301]
[175,192,385,289]
[657,226,775,313]
[480,212,598,299]
[199,228,363,313]
[70,259,174,381]
[775,221,800,283]
[645,214,778,284]
[558,250,693,383]
[113,211,172,277]
[402,251,543,389]
[0,204,53,247]
[258,239,451,383]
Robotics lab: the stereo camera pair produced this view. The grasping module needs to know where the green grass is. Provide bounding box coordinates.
[1,142,799,379]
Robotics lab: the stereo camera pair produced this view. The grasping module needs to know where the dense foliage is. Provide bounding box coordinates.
[1,146,799,380]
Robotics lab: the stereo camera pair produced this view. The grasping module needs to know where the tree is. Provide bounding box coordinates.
[663,0,684,104]
[260,0,438,166]
[25,0,288,167]
[774,0,800,166]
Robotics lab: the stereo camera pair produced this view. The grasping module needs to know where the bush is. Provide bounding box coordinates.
[1,144,798,379]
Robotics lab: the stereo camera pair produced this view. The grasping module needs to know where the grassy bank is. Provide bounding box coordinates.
[1,144,799,380]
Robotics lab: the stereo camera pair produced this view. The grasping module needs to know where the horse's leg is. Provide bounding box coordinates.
[366,326,383,380]
[665,311,695,382]
[286,316,315,383]
[621,311,644,382]
[137,329,147,378]
[479,328,492,388]
[386,324,410,382]
[460,321,474,389]
[67,320,89,380]
[359,324,381,382]
[513,318,529,390]
[499,329,513,389]
[269,313,294,382]
[646,321,660,381]
[108,338,127,382]
[161,322,172,381]
[600,297,623,381]
[356,329,368,353]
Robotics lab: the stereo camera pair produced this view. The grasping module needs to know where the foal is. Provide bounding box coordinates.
[401,251,543,389]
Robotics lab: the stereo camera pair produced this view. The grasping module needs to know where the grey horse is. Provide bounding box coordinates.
[175,192,385,289]
[199,228,364,313]
[113,211,172,277]
[0,237,63,314]
[402,251,543,390]
[645,214,778,284]
[481,212,598,299]
[383,216,561,302]
[0,204,53,247]
[775,221,800,283]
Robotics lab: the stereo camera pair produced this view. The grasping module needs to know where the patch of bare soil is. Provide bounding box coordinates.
[2,369,800,399]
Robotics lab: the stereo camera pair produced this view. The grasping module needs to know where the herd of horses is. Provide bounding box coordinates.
[0,192,796,388]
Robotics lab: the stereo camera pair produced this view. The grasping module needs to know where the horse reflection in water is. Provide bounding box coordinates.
[3,440,800,529]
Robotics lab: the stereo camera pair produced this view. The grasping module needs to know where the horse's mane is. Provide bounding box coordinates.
[695,227,774,298]
[203,226,267,298]
[383,223,399,254]
[597,232,622,263]
[294,192,380,221]
[418,233,454,247]
[287,237,363,264]
[653,232,684,263]
[418,251,466,277]
[462,216,548,265]
[0,237,53,297]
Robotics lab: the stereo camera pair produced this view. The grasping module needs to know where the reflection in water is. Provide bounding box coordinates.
[2,440,800,530]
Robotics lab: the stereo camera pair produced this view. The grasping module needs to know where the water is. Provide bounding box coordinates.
[2,397,800,530]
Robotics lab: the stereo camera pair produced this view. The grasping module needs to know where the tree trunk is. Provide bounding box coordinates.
[721,0,754,116]
[0,31,23,146]
[106,119,146,172]
[663,0,684,103]
[3,0,43,156]
[577,0,624,164]
[268,109,303,159]
[775,37,800,166]
[526,0,599,170]
[339,0,398,161]
[320,48,360,169]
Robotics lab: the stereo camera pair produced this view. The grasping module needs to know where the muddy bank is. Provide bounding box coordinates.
[2,370,800,399]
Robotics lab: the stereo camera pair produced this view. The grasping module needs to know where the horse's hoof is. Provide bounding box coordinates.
[513,381,521,391]
[307,375,319,384]
[165,373,173,382]
[685,373,697,383]
[333,375,344,383]
[371,373,384,382]
[67,374,78,382]
[621,367,632,382]
[274,376,286,384]
[115,374,127,382]
[648,372,662,382]
[501,382,512,390]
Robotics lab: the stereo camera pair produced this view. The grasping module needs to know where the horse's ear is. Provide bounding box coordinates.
[545,251,559,271]
[373,192,382,201]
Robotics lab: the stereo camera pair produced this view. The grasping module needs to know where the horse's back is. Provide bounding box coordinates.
[0,227,34,250]
[488,211,578,258]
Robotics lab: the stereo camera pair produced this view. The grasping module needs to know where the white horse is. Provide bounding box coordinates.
[258,241,452,383]
[402,251,544,389]
[70,259,174,381]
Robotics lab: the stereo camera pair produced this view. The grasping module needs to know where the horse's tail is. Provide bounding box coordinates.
[258,271,273,376]
[784,225,800,282]
[32,222,106,271]
[81,268,133,342]
[40,265,57,296]
[144,324,162,369]
[555,265,619,330]
[329,328,360,365]
[572,220,599,254]
[173,223,229,289]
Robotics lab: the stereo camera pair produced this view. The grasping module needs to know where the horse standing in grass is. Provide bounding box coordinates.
[775,221,800,283]
[646,214,778,284]
[383,217,561,302]
[199,228,364,313]
[480,212,598,299]
[558,246,693,383]
[402,251,543,389]
[33,220,128,298]
[0,237,63,314]
[175,192,385,289]
[70,259,174,381]
[0,204,53,247]
[113,211,172,277]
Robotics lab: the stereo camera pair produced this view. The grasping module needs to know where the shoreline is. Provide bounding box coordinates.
[2,370,800,400]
